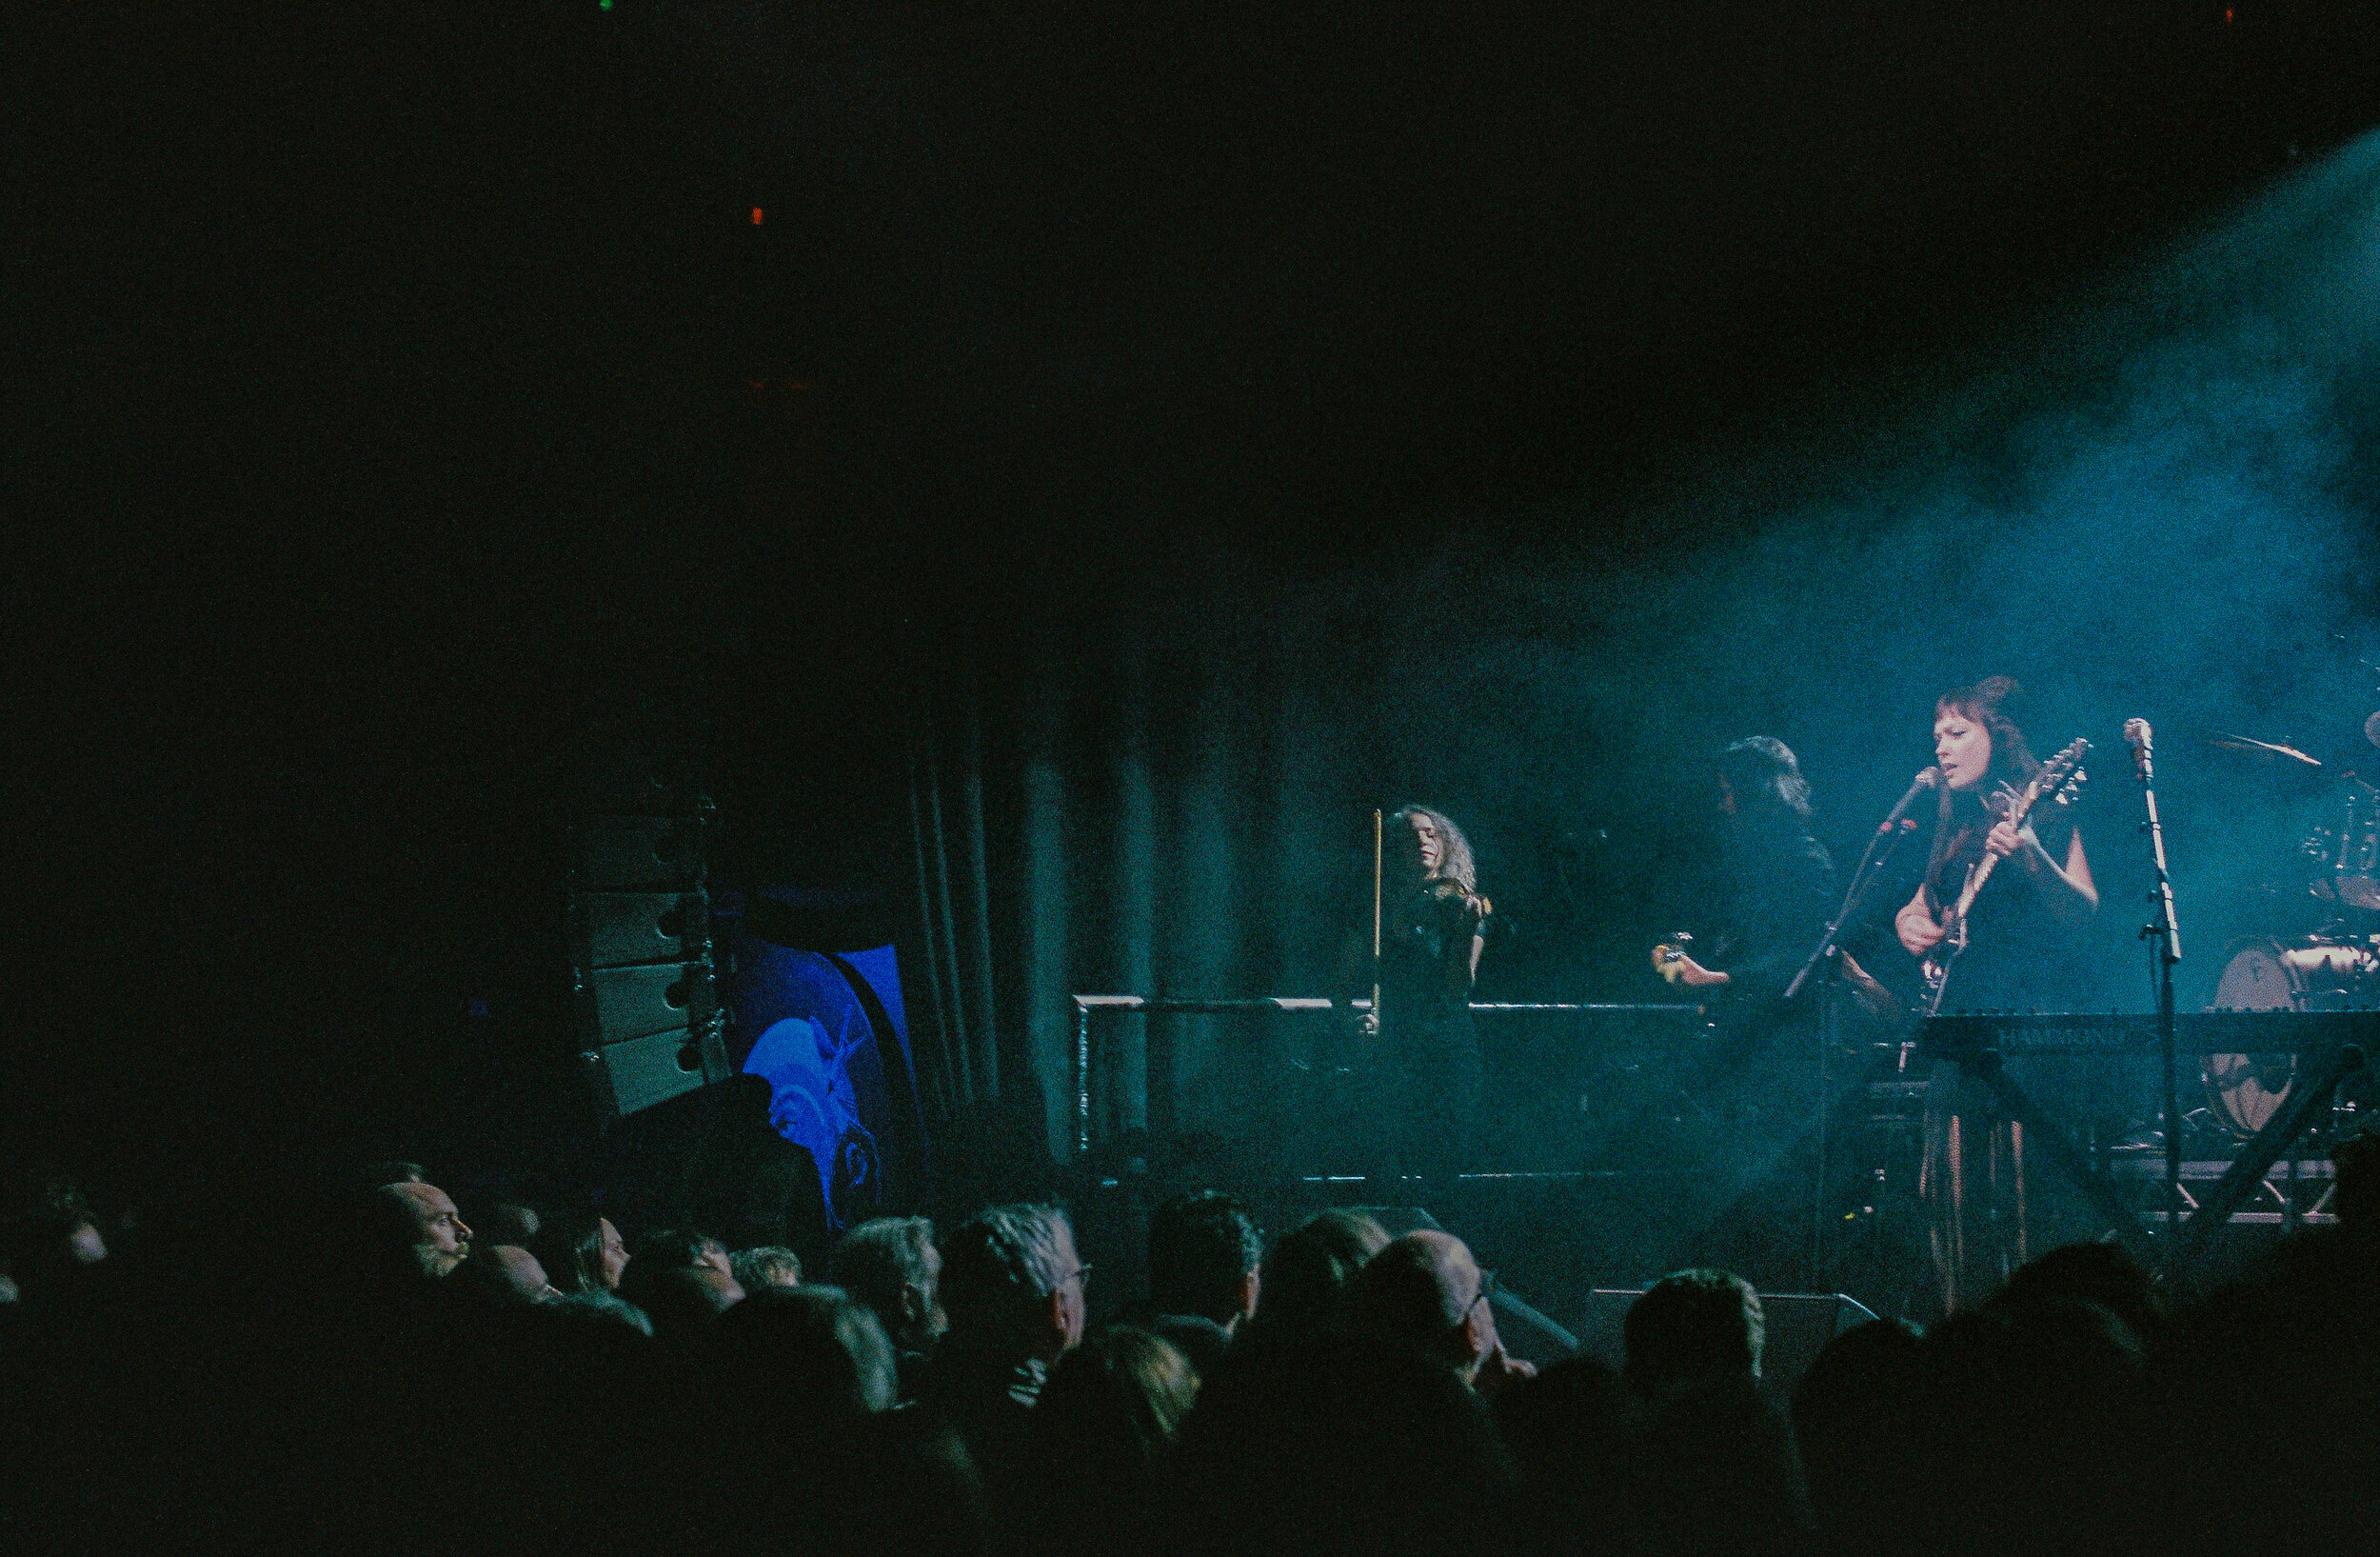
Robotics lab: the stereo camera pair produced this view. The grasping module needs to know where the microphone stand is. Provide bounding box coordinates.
[2132,737,2186,1239]
[1787,778,1928,1288]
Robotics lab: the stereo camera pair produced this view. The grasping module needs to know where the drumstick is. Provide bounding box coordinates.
[1371,808,1384,1027]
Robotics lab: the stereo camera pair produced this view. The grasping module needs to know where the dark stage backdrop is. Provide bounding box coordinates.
[887,137,2380,1175]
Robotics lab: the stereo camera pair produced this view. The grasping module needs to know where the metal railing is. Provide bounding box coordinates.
[1069,994,1707,1155]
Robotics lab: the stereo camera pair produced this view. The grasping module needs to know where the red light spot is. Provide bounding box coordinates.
[751,207,764,225]
[2225,7,2233,19]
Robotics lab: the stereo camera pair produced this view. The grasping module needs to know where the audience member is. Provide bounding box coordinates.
[832,1214,946,1397]
[371,1179,472,1281]
[711,1284,900,1420]
[26,1115,2380,1557]
[532,1208,628,1296]
[730,1244,802,1291]
[1988,1239,2164,1347]
[1020,1326,1200,1556]
[549,1288,654,1337]
[924,1203,1088,1493]
[1245,1207,1388,1345]
[1618,1269,1807,1555]
[1140,1189,1263,1377]
[620,1228,744,1346]
[454,1244,559,1306]
[1346,1228,1533,1394]
[1495,1354,1639,1557]
[1791,1318,1922,1557]
[1621,1267,1762,1400]
[477,1201,541,1248]
[1175,1324,1516,1557]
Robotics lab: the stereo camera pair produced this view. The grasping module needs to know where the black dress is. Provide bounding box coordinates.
[1916,791,2098,1309]
[1373,879,1489,1174]
[1918,794,2088,1014]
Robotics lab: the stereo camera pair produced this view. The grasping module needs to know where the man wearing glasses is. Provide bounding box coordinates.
[1349,1229,1536,1395]
[922,1203,1092,1490]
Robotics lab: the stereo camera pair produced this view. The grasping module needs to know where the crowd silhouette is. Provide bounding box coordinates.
[1,1134,2374,1554]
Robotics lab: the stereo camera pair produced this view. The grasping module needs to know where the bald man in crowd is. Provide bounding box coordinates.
[1348,1229,1535,1395]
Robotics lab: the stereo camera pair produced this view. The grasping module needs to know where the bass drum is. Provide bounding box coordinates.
[2206,937,2380,1134]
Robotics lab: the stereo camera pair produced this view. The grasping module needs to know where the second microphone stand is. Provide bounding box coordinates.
[1786,774,1931,1288]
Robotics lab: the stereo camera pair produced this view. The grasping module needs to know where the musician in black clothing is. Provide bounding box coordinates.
[1656,737,1894,1016]
[1893,677,2099,1307]
[1894,676,2096,1011]
[1345,805,1492,1174]
[1645,737,1890,1287]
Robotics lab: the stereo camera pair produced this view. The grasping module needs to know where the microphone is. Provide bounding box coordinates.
[1876,766,1943,834]
[2124,718,2153,782]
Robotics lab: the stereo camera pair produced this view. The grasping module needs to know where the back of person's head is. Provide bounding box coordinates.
[1174,1326,1514,1557]
[1908,1301,2147,1552]
[1791,1319,1924,1555]
[1255,1208,1389,1338]
[832,1215,942,1349]
[1718,734,1812,821]
[452,1244,558,1307]
[622,1242,744,1345]
[477,1202,541,1248]
[729,1246,801,1291]
[1991,1241,2165,1344]
[1494,1355,1636,1556]
[710,1285,899,1418]
[940,1203,1079,1355]
[1497,1352,1624,1477]
[628,1226,726,1272]
[1345,1229,1490,1378]
[548,1288,653,1338]
[1034,1325,1200,1472]
[1623,1268,1763,1398]
[1148,1189,1264,1327]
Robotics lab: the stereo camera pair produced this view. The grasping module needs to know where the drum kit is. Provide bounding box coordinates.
[2201,703,2380,1143]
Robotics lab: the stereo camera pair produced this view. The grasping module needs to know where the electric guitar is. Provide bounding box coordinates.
[1917,738,2089,1016]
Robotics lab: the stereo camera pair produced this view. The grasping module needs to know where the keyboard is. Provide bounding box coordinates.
[1918,1010,2380,1058]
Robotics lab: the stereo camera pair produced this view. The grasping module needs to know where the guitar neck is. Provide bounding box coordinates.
[1948,788,2043,925]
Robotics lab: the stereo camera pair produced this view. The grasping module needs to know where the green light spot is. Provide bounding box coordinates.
[599,0,613,10]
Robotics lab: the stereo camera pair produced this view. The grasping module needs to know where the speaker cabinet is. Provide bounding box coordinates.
[570,791,731,1118]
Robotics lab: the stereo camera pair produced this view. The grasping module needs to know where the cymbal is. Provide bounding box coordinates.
[2209,732,2322,766]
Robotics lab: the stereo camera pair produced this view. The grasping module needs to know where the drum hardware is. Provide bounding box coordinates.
[2208,732,2322,765]
[2206,936,2380,1137]
[2300,777,2380,913]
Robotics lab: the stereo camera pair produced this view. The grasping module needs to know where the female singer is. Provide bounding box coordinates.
[1894,675,2096,1010]
[1895,676,2097,1308]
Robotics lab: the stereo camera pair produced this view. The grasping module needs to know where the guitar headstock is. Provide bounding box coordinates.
[2021,737,2090,815]
[2037,738,2089,789]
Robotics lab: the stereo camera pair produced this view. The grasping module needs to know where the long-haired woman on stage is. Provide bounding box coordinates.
[1895,676,2100,1309]
[1346,805,1492,1177]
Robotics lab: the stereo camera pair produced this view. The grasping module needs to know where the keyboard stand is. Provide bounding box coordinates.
[1950,1046,2159,1268]
[2165,1039,2368,1280]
